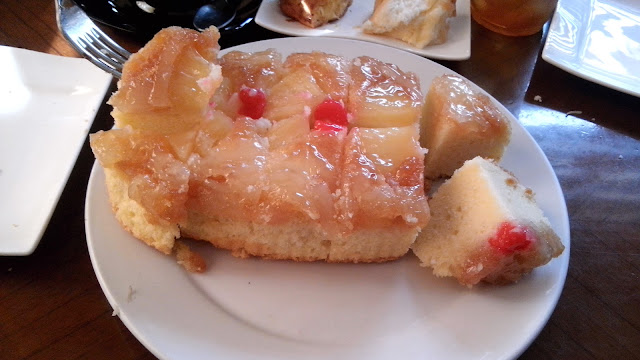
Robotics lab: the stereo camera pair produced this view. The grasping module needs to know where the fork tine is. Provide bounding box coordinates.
[56,0,130,78]
[77,37,124,78]
[88,27,132,61]
[79,35,125,71]
[85,29,129,65]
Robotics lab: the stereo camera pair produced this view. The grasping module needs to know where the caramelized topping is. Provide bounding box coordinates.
[283,52,351,103]
[90,127,190,223]
[109,27,222,134]
[337,128,430,229]
[219,49,283,93]
[349,56,422,128]
[433,74,509,130]
[93,39,430,233]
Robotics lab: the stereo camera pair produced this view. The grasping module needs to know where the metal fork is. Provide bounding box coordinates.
[55,0,130,78]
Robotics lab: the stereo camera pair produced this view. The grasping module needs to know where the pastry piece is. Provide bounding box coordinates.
[420,74,511,179]
[90,26,431,269]
[412,156,564,287]
[362,0,456,48]
[175,240,207,272]
[280,0,353,28]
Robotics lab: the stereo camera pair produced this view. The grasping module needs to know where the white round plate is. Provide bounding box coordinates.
[86,37,570,360]
[255,0,471,60]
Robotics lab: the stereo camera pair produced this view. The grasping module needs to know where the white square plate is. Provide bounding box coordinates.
[255,0,471,60]
[0,46,112,255]
[542,0,640,97]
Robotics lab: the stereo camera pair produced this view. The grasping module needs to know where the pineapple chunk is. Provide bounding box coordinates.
[358,126,422,173]
[194,110,234,155]
[220,49,283,93]
[109,27,222,134]
[337,126,429,229]
[348,56,422,128]
[268,114,310,150]
[264,68,326,122]
[283,52,351,103]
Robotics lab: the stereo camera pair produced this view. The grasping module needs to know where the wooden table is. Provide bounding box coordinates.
[1,1,639,359]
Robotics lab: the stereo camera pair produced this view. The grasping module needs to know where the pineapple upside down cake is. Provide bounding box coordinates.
[90,26,430,272]
[90,26,563,286]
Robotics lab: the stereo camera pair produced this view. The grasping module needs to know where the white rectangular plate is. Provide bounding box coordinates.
[255,0,471,60]
[0,46,112,255]
[542,0,640,97]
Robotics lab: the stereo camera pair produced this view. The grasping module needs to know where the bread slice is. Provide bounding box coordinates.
[362,0,456,48]
[280,0,353,28]
[412,157,564,286]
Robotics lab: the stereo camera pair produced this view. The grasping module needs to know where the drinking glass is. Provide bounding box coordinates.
[470,0,558,36]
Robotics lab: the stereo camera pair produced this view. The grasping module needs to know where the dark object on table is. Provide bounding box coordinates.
[74,0,261,40]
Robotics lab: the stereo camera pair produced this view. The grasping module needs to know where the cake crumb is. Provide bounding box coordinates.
[175,241,207,273]
[254,118,272,135]
[533,95,542,103]
[565,110,582,117]
[7,267,12,272]
[505,177,517,187]
[112,306,120,317]
[524,188,534,200]
[127,285,137,303]
[405,214,418,224]
[618,155,624,160]
[232,248,250,259]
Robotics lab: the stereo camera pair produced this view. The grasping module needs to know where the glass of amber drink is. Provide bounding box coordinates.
[470,0,558,36]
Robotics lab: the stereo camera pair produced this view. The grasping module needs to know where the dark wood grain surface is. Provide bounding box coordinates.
[1,1,639,359]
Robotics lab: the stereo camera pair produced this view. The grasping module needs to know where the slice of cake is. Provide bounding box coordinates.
[90,26,431,270]
[280,0,353,28]
[411,156,564,286]
[362,0,456,48]
[420,74,511,179]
